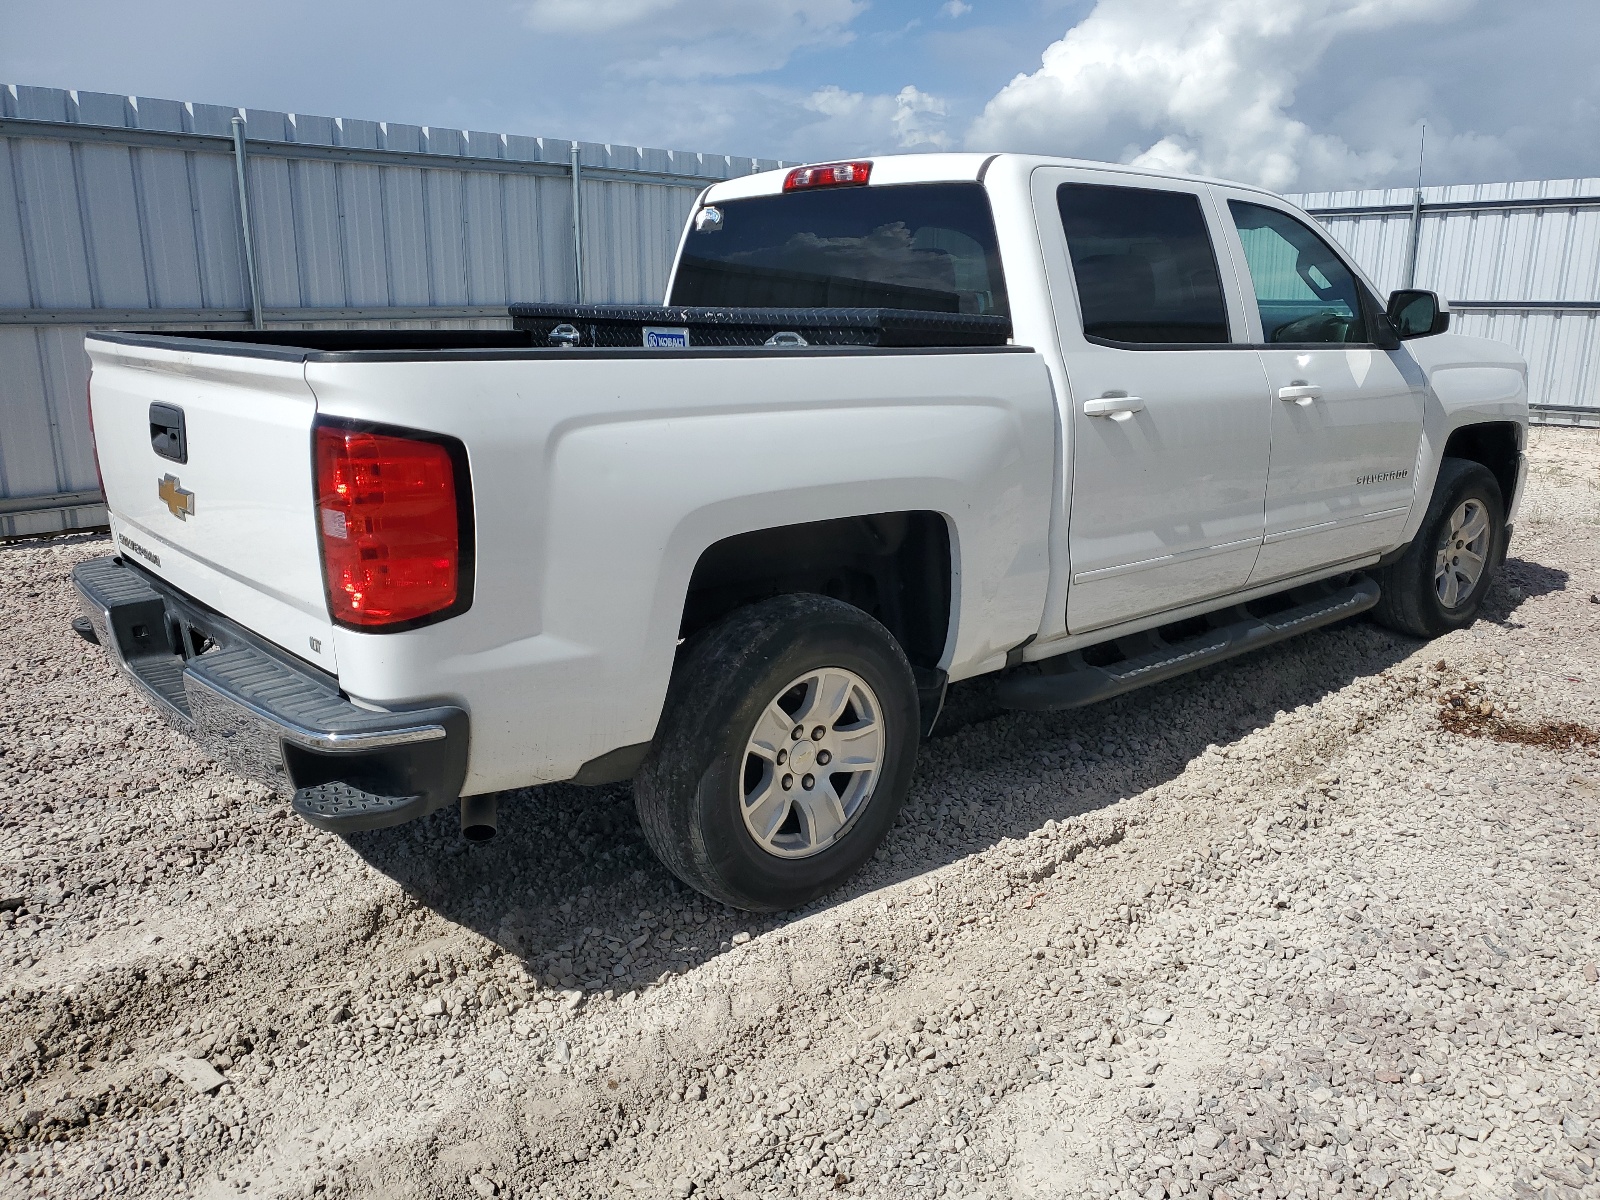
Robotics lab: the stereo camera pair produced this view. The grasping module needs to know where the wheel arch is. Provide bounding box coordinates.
[1441,420,1521,513]
[678,511,955,673]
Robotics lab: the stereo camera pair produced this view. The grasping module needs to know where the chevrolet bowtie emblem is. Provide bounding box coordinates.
[158,474,195,520]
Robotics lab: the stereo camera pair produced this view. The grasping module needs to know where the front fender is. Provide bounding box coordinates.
[1400,333,1528,546]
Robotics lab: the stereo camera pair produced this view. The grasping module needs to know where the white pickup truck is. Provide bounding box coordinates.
[76,152,1527,911]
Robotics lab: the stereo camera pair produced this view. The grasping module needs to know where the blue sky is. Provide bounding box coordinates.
[4,0,1597,192]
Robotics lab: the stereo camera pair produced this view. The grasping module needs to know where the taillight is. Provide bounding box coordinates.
[313,422,472,630]
[783,161,872,191]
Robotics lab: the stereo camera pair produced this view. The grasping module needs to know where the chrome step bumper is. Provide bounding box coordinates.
[71,555,469,833]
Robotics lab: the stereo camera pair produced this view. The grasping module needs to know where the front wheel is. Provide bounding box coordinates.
[634,594,920,912]
[1372,458,1505,639]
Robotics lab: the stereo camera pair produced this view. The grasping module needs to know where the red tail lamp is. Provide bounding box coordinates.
[314,421,473,630]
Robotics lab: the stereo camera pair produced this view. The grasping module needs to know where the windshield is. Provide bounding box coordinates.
[669,182,1009,316]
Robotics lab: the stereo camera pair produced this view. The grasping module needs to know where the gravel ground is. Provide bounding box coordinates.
[2,426,1598,1200]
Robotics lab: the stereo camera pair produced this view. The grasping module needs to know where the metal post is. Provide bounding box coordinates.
[230,116,265,330]
[1404,122,1427,290]
[569,142,585,303]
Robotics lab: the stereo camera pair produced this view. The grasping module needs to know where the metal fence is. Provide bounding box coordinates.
[0,83,787,535]
[5,82,1595,537]
[1288,179,1600,427]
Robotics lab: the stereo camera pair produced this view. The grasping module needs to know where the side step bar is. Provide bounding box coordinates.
[995,576,1380,712]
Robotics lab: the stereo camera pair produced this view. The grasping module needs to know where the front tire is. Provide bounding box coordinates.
[1372,458,1505,639]
[634,594,920,912]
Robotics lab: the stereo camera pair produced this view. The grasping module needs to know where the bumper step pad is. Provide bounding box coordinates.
[996,575,1380,712]
[292,782,431,834]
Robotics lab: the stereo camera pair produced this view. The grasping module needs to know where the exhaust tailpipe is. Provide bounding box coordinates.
[460,794,498,842]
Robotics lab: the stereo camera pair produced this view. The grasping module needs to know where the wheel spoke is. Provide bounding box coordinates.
[743,773,791,845]
[1440,569,1460,608]
[797,670,855,728]
[1459,506,1489,544]
[792,781,847,848]
[832,721,884,767]
[1456,548,1485,580]
[748,701,794,760]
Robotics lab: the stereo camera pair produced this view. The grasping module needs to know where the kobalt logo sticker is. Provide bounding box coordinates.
[643,326,690,349]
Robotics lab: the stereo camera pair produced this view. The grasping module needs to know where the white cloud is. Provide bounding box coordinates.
[892,85,952,149]
[806,84,860,120]
[967,0,1474,191]
[941,1,972,17]
[802,83,952,151]
[518,0,866,78]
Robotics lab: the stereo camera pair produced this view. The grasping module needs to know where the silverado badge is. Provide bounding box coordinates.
[158,473,195,520]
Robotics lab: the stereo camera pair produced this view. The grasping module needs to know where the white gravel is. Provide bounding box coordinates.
[2,426,1598,1200]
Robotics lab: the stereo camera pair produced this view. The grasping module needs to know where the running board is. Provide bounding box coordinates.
[995,576,1380,712]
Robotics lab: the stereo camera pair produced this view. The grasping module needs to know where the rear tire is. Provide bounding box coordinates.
[1372,458,1504,639]
[634,594,920,912]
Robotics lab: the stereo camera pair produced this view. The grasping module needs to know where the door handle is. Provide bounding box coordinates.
[1083,395,1144,421]
[1278,383,1322,406]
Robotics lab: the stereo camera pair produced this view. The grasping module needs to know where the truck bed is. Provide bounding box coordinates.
[84,326,1054,797]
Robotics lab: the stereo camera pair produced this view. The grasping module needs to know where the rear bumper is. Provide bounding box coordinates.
[71,555,469,832]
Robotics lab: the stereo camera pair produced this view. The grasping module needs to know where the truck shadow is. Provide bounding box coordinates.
[1478,556,1570,625]
[344,566,1556,994]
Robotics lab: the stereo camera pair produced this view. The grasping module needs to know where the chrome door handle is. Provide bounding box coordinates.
[1083,395,1145,422]
[1278,383,1321,406]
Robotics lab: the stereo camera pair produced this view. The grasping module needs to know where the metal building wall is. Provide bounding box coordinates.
[7,82,1592,539]
[0,84,783,536]
[1287,179,1600,423]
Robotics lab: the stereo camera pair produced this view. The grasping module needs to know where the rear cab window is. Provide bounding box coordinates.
[670,183,1009,316]
[1056,183,1232,345]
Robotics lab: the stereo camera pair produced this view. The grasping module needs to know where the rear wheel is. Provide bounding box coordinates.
[634,594,920,912]
[1372,458,1504,639]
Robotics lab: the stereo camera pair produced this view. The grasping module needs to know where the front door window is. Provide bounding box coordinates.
[1228,201,1368,344]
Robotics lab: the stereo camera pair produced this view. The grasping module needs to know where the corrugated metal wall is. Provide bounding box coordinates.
[5,82,1593,538]
[0,83,785,536]
[1287,179,1600,422]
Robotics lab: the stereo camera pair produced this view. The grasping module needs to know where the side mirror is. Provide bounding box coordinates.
[1387,289,1451,339]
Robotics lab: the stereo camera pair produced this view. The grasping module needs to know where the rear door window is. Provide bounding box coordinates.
[1056,183,1231,345]
[669,183,1008,315]
[1228,200,1369,344]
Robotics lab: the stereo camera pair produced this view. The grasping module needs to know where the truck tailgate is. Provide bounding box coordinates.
[86,336,336,672]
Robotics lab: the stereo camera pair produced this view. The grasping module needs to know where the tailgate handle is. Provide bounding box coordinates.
[150,403,188,464]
